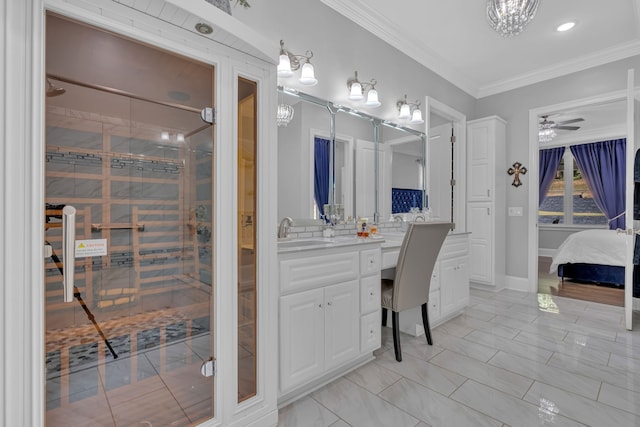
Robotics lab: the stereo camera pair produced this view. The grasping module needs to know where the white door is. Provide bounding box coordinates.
[324,281,359,369]
[355,139,391,221]
[625,69,640,330]
[279,289,325,391]
[468,202,492,283]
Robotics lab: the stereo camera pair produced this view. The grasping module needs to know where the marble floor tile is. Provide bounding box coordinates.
[489,315,568,341]
[547,352,640,394]
[311,377,419,427]
[487,351,600,399]
[608,352,640,374]
[277,289,640,427]
[447,314,520,339]
[430,350,533,398]
[450,379,584,427]
[430,330,498,362]
[598,382,640,416]
[533,316,617,341]
[400,337,445,361]
[514,330,611,365]
[464,329,553,364]
[277,396,339,427]
[346,360,403,394]
[565,331,640,360]
[374,350,467,396]
[379,378,502,427]
[524,381,640,427]
[329,420,351,427]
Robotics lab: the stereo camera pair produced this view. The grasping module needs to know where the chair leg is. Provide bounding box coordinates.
[381,307,388,327]
[421,303,433,345]
[392,311,402,362]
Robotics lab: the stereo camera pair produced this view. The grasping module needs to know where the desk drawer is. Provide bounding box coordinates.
[360,310,381,353]
[382,249,399,269]
[360,274,381,314]
[360,248,381,277]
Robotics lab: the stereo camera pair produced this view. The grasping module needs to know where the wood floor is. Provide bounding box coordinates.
[538,256,624,307]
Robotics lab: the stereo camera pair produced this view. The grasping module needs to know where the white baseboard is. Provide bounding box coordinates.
[538,248,555,258]
[504,275,531,292]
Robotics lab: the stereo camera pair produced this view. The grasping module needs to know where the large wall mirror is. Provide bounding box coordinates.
[277,87,429,225]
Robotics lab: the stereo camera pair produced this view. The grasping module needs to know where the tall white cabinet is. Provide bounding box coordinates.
[467,117,506,290]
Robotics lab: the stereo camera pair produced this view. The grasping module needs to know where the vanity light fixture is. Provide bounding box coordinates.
[277,40,317,86]
[397,95,424,124]
[346,71,381,107]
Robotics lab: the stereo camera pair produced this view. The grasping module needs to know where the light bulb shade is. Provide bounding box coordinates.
[161,131,170,141]
[365,89,381,107]
[277,54,294,77]
[398,103,411,120]
[277,104,295,127]
[538,128,556,142]
[410,108,424,124]
[176,133,185,142]
[349,82,364,101]
[298,62,318,86]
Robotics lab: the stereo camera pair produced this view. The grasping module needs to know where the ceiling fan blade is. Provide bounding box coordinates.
[555,125,580,131]
[555,118,584,125]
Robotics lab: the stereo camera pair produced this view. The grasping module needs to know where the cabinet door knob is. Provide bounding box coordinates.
[327,301,332,306]
[318,303,322,308]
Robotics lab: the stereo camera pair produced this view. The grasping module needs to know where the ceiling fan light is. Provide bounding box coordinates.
[365,89,381,107]
[277,54,294,78]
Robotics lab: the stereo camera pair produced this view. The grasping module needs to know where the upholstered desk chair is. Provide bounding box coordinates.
[381,222,451,362]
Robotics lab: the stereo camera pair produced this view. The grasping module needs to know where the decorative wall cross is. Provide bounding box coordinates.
[508,162,527,188]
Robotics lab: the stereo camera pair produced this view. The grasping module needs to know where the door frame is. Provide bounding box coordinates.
[1,0,277,425]
[527,87,638,304]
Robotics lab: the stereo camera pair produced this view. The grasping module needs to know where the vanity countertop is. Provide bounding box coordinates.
[277,235,383,253]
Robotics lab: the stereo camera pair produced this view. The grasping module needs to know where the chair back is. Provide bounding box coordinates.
[392,222,451,312]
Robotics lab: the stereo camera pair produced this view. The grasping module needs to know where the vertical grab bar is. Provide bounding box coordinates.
[62,206,76,303]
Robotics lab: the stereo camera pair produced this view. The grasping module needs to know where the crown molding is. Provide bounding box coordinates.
[319,0,480,97]
[478,39,640,98]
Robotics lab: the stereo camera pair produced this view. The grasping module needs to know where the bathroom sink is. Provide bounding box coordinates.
[277,239,328,248]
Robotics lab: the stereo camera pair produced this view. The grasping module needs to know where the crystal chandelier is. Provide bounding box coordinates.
[486,0,540,37]
[277,104,295,127]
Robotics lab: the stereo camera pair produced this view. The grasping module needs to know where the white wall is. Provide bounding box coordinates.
[233,0,477,126]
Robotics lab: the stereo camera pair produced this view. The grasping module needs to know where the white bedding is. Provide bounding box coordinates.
[550,229,626,273]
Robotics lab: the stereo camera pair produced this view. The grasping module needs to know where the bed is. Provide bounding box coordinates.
[550,229,626,287]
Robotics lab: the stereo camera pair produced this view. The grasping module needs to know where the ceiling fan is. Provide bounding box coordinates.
[538,115,584,142]
[539,115,584,131]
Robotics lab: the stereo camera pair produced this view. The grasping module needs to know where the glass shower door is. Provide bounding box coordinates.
[44,14,215,426]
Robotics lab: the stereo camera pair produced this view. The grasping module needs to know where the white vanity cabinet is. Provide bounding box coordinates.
[467,116,506,290]
[278,242,381,402]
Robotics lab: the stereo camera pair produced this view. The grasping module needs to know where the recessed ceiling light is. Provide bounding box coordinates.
[195,22,213,35]
[556,22,576,32]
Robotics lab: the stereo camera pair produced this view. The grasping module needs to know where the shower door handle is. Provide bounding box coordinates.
[62,206,76,303]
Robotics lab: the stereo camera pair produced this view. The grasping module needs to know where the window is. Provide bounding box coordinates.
[539,150,607,226]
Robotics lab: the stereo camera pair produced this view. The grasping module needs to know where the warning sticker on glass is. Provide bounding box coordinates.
[75,239,107,257]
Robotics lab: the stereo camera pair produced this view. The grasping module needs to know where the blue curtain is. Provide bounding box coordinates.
[539,146,565,207]
[314,137,331,219]
[570,139,626,230]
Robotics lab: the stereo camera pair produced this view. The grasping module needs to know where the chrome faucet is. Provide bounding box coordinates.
[278,217,293,239]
